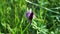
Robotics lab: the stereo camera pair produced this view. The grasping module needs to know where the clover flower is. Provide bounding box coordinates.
[26,9,34,20]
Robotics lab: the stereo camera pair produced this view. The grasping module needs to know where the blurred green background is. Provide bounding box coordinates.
[0,0,60,34]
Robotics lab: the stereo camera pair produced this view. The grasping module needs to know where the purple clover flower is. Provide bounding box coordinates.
[26,10,34,20]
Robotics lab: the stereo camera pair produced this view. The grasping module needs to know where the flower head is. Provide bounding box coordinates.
[26,9,34,20]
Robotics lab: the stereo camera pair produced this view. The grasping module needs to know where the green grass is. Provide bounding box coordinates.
[0,0,60,34]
